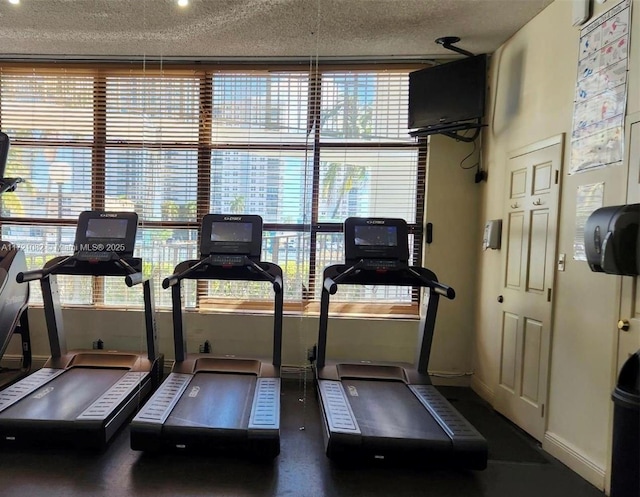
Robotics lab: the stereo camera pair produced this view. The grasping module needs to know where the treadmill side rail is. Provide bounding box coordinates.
[409,385,487,451]
[131,373,192,430]
[248,377,280,431]
[0,368,65,414]
[76,371,150,421]
[318,380,361,434]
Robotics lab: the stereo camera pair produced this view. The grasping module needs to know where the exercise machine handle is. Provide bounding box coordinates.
[0,177,22,194]
[324,277,338,295]
[163,274,180,289]
[273,275,283,294]
[324,260,366,295]
[405,266,455,300]
[431,281,455,300]
[16,269,44,283]
[246,257,282,293]
[125,272,144,287]
[162,256,212,289]
[16,255,74,283]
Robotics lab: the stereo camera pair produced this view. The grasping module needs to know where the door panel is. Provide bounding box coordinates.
[619,116,640,372]
[533,162,553,194]
[528,210,550,292]
[511,168,528,198]
[495,135,563,442]
[522,318,543,403]
[506,212,525,288]
[500,312,519,391]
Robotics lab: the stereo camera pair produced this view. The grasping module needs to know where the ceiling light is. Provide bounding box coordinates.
[177,0,188,7]
[8,0,20,5]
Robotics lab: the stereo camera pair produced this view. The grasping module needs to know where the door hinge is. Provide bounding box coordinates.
[547,288,552,302]
[555,170,559,184]
[541,404,545,417]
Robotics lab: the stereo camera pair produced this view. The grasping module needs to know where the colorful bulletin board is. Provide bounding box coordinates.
[570,0,631,174]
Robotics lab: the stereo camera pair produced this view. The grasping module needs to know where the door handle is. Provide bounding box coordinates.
[511,202,519,209]
[497,295,504,303]
[618,319,630,332]
[533,198,544,206]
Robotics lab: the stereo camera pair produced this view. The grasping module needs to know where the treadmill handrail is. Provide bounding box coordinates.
[163,255,212,289]
[323,261,455,299]
[166,256,284,367]
[163,255,282,289]
[0,177,22,195]
[16,253,158,363]
[17,256,74,283]
[316,262,454,375]
[17,254,144,282]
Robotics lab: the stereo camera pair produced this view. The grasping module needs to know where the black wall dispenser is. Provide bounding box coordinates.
[585,203,640,276]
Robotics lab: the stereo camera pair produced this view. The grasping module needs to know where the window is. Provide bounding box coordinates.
[0,64,426,315]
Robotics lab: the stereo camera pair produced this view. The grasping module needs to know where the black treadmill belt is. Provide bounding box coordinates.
[342,380,450,446]
[165,373,255,431]
[0,368,127,421]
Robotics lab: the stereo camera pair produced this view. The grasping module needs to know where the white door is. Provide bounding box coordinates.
[494,135,563,442]
[618,114,640,373]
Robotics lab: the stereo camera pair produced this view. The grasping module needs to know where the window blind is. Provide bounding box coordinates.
[0,63,426,315]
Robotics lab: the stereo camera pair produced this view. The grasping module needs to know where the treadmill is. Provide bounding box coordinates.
[0,210,162,449]
[130,214,283,459]
[314,217,488,469]
[0,131,31,389]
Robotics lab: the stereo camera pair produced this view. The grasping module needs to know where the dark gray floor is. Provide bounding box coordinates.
[0,380,605,497]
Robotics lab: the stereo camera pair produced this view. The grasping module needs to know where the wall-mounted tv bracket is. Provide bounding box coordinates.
[435,36,475,58]
[428,36,485,143]
[409,120,485,143]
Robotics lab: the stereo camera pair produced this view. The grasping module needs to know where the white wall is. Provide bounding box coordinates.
[424,134,482,375]
[12,305,472,382]
[475,0,639,490]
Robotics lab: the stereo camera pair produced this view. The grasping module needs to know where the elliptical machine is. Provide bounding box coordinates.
[0,131,31,389]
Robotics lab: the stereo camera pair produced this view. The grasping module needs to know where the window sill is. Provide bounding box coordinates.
[29,301,420,320]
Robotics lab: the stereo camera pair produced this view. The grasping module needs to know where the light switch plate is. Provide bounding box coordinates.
[558,253,566,272]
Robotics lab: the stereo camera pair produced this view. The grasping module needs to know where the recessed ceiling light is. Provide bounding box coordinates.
[8,0,20,5]
[177,0,188,7]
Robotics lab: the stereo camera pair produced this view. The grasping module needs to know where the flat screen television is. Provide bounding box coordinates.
[408,54,487,132]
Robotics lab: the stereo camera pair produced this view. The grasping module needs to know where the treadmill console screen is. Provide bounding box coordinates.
[344,217,409,263]
[86,218,129,239]
[210,222,253,243]
[354,225,398,247]
[200,214,263,259]
[74,211,138,256]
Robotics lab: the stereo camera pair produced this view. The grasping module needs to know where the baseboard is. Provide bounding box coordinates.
[543,431,606,490]
[470,375,495,404]
[429,373,472,387]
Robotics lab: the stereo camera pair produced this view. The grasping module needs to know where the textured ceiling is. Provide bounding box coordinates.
[0,0,554,60]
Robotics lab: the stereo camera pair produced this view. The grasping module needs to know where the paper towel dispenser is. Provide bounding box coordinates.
[584,203,640,276]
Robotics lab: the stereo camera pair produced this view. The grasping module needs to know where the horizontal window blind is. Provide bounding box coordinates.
[315,70,423,307]
[0,63,426,314]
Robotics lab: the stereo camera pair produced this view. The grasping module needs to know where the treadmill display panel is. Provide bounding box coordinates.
[354,225,398,247]
[344,217,409,263]
[210,222,253,242]
[86,219,129,239]
[74,211,138,256]
[200,214,263,258]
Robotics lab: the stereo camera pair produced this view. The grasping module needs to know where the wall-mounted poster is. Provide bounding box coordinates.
[570,0,631,174]
[574,182,605,260]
